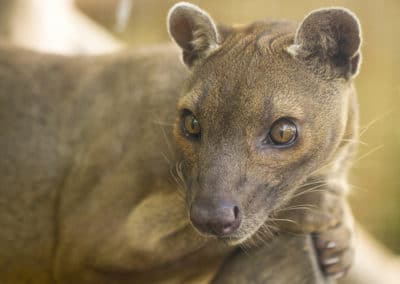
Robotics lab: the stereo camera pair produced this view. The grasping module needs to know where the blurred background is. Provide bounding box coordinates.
[0,0,399,253]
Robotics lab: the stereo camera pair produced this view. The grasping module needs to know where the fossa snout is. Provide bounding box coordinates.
[190,195,241,237]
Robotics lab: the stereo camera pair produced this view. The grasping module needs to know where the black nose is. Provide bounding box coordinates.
[190,199,241,237]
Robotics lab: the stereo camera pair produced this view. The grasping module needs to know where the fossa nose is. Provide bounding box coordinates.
[190,197,241,237]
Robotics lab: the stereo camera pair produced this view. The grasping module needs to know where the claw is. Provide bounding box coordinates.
[331,271,346,279]
[325,241,336,249]
[312,224,354,279]
[322,256,340,266]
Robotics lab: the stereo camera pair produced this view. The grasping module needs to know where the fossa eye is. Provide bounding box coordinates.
[268,118,297,146]
[181,110,201,139]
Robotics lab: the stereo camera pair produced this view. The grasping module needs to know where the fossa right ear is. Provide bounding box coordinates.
[167,2,220,68]
[287,8,362,79]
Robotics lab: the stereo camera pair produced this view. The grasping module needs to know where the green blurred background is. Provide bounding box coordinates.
[75,0,400,253]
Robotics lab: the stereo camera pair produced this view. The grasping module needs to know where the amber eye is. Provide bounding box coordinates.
[181,110,201,138]
[268,118,297,146]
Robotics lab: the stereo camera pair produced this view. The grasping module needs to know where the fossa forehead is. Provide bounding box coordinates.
[192,25,304,89]
[181,80,311,127]
[183,75,318,124]
[213,21,296,59]
[180,22,331,117]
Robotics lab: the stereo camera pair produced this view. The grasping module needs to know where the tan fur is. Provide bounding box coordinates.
[0,3,364,284]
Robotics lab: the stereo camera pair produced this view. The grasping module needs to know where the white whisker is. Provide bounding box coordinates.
[354,144,384,163]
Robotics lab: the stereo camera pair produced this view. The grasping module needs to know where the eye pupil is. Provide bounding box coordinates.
[191,119,198,131]
[279,129,284,139]
[182,111,201,138]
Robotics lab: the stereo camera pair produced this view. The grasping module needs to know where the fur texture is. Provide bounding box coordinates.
[0,2,363,283]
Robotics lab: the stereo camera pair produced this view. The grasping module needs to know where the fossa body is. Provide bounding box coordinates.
[0,2,362,283]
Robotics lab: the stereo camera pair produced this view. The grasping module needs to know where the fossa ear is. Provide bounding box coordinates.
[287,8,362,79]
[167,2,219,68]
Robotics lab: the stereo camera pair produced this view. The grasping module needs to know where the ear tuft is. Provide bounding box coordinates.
[167,2,219,68]
[289,8,362,79]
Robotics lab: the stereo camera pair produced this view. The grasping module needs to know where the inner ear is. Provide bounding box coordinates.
[168,8,198,51]
[289,8,362,79]
[167,2,219,67]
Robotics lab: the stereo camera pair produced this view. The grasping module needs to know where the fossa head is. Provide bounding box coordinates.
[168,2,361,243]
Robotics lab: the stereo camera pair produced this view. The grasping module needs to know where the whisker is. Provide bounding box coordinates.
[253,225,271,245]
[308,159,339,177]
[297,180,327,188]
[239,243,250,255]
[152,120,175,127]
[160,124,174,158]
[176,161,185,182]
[268,218,298,225]
[359,110,393,137]
[354,144,384,164]
[169,163,186,199]
[292,184,327,198]
[275,204,318,213]
[341,138,368,146]
[259,224,271,238]
[161,152,171,166]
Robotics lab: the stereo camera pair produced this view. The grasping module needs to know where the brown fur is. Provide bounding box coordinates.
[168,3,360,247]
[0,2,363,284]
